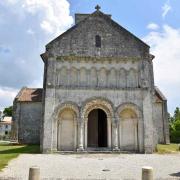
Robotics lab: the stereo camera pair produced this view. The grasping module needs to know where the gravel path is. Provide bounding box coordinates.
[0,153,180,180]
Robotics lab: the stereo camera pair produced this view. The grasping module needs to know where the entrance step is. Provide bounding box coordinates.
[54,149,137,154]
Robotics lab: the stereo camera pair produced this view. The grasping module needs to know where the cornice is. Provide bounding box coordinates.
[56,55,142,64]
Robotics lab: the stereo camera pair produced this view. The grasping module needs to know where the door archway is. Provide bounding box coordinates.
[88,109,108,148]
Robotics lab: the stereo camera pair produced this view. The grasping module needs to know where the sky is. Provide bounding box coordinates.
[0,0,180,114]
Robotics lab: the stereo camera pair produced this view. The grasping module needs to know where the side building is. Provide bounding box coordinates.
[13,87,42,144]
[0,117,12,137]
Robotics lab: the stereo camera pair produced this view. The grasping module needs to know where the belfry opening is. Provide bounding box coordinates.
[87,109,107,148]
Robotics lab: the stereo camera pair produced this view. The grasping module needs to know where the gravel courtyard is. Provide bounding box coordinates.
[0,153,180,180]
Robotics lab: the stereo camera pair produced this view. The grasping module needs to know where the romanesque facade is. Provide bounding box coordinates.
[14,6,170,153]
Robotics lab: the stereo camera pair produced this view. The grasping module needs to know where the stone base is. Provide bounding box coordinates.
[113,147,120,152]
[77,147,84,152]
[144,146,153,154]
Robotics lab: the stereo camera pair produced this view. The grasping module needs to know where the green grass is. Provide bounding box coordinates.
[0,142,40,171]
[156,144,180,154]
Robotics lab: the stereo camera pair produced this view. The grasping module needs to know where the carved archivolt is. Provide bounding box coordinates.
[56,66,139,88]
[81,97,114,119]
[53,102,80,121]
[115,103,142,121]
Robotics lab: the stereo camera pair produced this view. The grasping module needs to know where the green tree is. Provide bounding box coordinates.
[174,107,180,120]
[3,106,13,117]
[170,107,180,143]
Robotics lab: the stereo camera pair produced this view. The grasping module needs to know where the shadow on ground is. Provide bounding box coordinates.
[0,144,40,154]
[170,172,180,177]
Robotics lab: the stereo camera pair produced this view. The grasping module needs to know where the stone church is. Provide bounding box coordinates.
[13,6,170,153]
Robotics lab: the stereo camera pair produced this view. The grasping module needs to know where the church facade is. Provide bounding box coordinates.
[13,6,170,153]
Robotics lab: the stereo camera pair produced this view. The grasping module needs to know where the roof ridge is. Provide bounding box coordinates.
[15,87,26,100]
[15,88,43,102]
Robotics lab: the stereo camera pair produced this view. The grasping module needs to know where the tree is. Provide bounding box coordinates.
[169,107,180,143]
[3,106,13,117]
[174,107,180,121]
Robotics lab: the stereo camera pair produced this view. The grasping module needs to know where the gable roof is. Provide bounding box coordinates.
[15,87,43,102]
[46,9,149,48]
[155,86,167,101]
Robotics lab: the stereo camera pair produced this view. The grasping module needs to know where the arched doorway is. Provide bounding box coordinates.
[119,108,138,151]
[88,109,107,147]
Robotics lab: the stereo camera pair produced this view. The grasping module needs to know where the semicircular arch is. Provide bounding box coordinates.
[116,102,142,120]
[53,102,80,121]
[81,97,114,119]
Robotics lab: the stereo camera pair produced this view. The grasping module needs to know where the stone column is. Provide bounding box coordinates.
[42,89,55,153]
[42,57,56,153]
[77,121,84,151]
[112,119,119,151]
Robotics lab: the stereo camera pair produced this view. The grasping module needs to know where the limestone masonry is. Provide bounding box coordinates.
[13,6,170,153]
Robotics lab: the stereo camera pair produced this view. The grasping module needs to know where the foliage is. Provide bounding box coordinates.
[156,144,179,154]
[169,107,180,143]
[2,106,13,117]
[0,143,40,171]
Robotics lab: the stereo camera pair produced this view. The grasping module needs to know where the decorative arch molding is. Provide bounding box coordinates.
[115,102,142,121]
[116,102,144,152]
[52,102,79,151]
[81,97,114,149]
[53,101,80,121]
[81,97,115,119]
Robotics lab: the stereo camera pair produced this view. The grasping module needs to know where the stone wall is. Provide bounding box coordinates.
[16,102,42,144]
[55,89,143,108]
[153,102,164,144]
[55,58,140,88]
[42,88,149,152]
[45,56,154,91]
[46,11,149,58]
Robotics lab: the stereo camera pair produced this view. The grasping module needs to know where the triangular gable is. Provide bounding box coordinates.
[46,10,149,48]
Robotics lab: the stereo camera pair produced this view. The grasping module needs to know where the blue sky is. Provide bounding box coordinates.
[0,0,180,114]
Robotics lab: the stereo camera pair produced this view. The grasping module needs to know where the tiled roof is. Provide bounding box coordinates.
[15,87,43,102]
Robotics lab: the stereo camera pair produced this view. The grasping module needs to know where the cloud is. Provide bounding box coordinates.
[0,0,73,110]
[0,87,18,111]
[1,0,73,35]
[26,28,35,35]
[147,23,159,30]
[143,25,180,113]
[162,0,171,18]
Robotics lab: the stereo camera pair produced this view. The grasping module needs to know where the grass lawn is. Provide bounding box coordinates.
[156,144,180,154]
[0,142,40,171]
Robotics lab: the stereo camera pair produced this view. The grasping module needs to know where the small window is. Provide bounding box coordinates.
[5,131,8,135]
[95,35,101,47]
[5,125,8,129]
